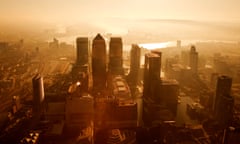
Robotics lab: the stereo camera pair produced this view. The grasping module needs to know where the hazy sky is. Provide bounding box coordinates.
[1,0,240,24]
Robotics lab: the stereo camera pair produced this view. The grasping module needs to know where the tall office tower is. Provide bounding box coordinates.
[143,53,161,98]
[109,37,123,75]
[128,44,141,82]
[189,45,198,74]
[32,74,45,116]
[214,75,234,126]
[92,33,107,91]
[151,50,162,72]
[76,37,89,65]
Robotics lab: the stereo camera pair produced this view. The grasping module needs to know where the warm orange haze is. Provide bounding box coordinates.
[1,0,240,144]
[1,0,240,42]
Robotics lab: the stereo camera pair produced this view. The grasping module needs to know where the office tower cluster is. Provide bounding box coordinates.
[75,33,124,93]
[75,34,137,129]
[142,51,179,125]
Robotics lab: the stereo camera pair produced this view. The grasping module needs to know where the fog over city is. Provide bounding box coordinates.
[1,0,240,42]
[1,0,240,144]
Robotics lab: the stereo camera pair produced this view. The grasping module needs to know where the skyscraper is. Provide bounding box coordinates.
[32,74,45,116]
[129,44,141,76]
[92,34,107,91]
[109,37,123,75]
[189,45,198,74]
[128,44,141,85]
[214,75,234,126]
[76,37,89,65]
[142,51,178,125]
[143,53,161,98]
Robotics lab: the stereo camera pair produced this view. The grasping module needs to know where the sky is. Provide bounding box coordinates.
[1,0,240,25]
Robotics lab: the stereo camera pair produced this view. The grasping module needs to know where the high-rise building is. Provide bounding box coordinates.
[189,45,198,74]
[109,37,123,75]
[76,37,89,65]
[92,34,107,91]
[32,74,45,116]
[154,79,179,113]
[142,51,178,125]
[214,75,234,126]
[143,53,161,98]
[130,44,140,75]
[128,44,141,85]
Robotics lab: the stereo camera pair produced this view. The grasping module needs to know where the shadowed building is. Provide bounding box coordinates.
[32,74,45,116]
[105,100,137,128]
[142,51,178,125]
[92,33,107,91]
[76,37,89,65]
[143,53,161,98]
[214,75,234,126]
[129,44,141,77]
[127,44,141,92]
[66,95,94,129]
[109,37,123,75]
[189,45,198,74]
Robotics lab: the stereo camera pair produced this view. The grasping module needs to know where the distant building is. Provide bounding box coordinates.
[92,33,107,91]
[109,37,123,75]
[76,37,89,65]
[32,74,45,116]
[129,44,141,81]
[189,45,198,74]
[49,38,59,49]
[214,75,234,126]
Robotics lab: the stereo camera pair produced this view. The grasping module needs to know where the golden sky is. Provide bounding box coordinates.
[1,0,240,24]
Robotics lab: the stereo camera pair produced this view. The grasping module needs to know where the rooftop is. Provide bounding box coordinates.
[93,33,104,41]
